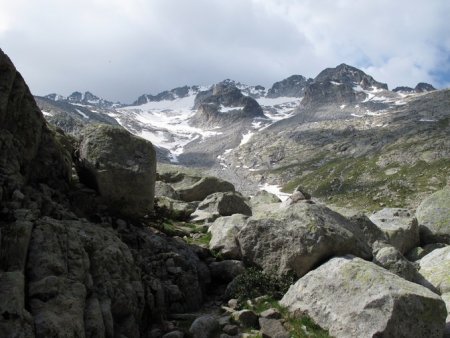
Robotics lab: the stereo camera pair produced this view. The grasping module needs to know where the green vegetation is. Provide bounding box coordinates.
[226,268,296,304]
[281,155,450,211]
[184,231,211,247]
[243,296,331,338]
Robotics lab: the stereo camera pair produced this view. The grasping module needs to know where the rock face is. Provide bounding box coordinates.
[237,203,372,277]
[77,124,156,217]
[301,63,388,108]
[0,49,210,337]
[0,49,71,201]
[281,256,447,338]
[191,81,265,127]
[369,208,419,254]
[416,187,450,244]
[266,75,312,98]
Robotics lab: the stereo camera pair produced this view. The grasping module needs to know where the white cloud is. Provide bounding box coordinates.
[0,0,449,101]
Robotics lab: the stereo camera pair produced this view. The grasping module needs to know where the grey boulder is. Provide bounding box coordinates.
[369,208,419,254]
[209,214,248,259]
[176,176,235,202]
[281,256,447,338]
[237,203,372,277]
[77,124,156,217]
[416,187,450,244]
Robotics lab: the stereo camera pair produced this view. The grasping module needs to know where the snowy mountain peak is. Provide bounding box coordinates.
[132,85,209,106]
[45,91,117,108]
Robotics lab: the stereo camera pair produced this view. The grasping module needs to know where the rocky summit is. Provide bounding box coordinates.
[1,46,450,337]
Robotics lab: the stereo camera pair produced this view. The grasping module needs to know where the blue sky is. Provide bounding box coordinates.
[1,0,449,103]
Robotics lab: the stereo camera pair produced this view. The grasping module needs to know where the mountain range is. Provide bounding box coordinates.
[36,63,448,211]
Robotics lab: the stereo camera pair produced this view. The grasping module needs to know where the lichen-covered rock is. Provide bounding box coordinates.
[155,181,179,199]
[77,124,156,218]
[416,188,450,244]
[176,176,235,202]
[238,203,372,277]
[419,246,450,295]
[419,246,450,336]
[369,208,419,254]
[281,256,447,338]
[209,214,248,259]
[189,315,219,338]
[157,196,198,221]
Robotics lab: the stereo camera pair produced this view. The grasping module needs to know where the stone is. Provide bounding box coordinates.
[176,176,235,202]
[372,244,437,291]
[416,187,450,244]
[419,246,450,295]
[369,208,419,254]
[346,212,389,249]
[238,203,372,277]
[222,324,239,335]
[155,181,179,199]
[189,315,219,338]
[232,310,259,329]
[250,190,281,206]
[77,124,156,218]
[227,299,238,309]
[191,192,252,223]
[280,256,447,338]
[260,308,282,319]
[209,214,248,259]
[258,318,289,338]
[157,196,198,220]
[209,260,245,282]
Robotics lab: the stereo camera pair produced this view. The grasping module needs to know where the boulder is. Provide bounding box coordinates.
[157,196,198,220]
[176,176,235,202]
[346,212,389,249]
[406,243,447,261]
[416,187,450,244]
[189,315,219,338]
[369,208,419,254]
[191,192,252,223]
[250,190,281,207]
[281,256,447,338]
[209,214,249,259]
[155,181,179,199]
[419,246,450,295]
[258,317,289,338]
[231,310,259,329]
[372,244,433,289]
[237,203,372,277]
[419,246,450,337]
[77,124,156,218]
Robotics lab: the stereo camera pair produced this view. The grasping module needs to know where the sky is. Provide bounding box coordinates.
[1,0,449,103]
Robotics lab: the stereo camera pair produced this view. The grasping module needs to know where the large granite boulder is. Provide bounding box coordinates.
[77,124,156,218]
[416,187,450,244]
[369,208,419,254]
[209,214,249,259]
[176,176,235,202]
[237,203,372,277]
[281,256,447,338]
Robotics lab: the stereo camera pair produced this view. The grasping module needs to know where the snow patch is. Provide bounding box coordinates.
[259,183,290,202]
[240,131,254,146]
[75,109,89,119]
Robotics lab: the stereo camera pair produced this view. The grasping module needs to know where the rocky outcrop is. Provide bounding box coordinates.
[415,82,436,93]
[301,63,388,108]
[281,256,447,338]
[416,187,450,244]
[237,203,372,277]
[0,49,71,203]
[191,81,265,127]
[266,75,312,98]
[77,124,156,218]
